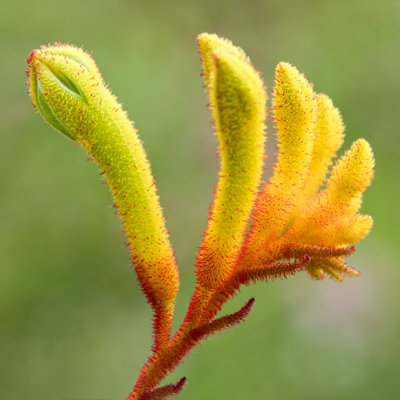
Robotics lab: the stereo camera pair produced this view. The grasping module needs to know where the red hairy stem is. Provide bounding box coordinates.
[127,258,307,399]
[180,253,310,332]
[182,286,215,328]
[190,297,255,341]
[151,303,175,353]
[127,299,255,399]
[197,256,311,325]
[127,290,214,398]
[139,377,187,400]
[127,333,192,399]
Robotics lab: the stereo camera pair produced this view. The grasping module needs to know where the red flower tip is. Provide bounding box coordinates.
[173,377,187,393]
[247,297,256,307]
[26,49,37,66]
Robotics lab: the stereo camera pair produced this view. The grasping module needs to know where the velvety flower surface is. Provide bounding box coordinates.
[27,34,374,400]
[240,62,374,282]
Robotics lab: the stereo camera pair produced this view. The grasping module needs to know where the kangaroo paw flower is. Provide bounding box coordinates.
[28,34,374,399]
[238,65,373,282]
[27,44,179,351]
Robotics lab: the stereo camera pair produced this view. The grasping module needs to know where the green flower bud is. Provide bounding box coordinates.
[26,43,180,351]
[27,43,100,141]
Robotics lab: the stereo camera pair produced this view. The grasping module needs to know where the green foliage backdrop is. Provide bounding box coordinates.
[1,1,399,398]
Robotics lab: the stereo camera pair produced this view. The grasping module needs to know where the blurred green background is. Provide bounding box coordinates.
[1,0,399,399]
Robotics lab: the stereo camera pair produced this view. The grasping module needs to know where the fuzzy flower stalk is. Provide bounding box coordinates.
[26,34,374,399]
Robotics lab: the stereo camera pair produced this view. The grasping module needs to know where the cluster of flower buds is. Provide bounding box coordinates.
[27,33,373,399]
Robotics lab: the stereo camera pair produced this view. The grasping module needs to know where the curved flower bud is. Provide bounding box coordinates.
[195,34,267,289]
[27,44,179,350]
[197,33,248,93]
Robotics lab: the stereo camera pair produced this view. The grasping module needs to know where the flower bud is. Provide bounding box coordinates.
[27,44,180,351]
[27,44,101,141]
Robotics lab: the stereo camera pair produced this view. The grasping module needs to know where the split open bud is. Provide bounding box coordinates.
[27,44,104,141]
[27,44,180,350]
